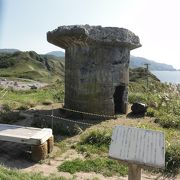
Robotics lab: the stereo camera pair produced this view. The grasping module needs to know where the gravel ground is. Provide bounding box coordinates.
[0,78,48,90]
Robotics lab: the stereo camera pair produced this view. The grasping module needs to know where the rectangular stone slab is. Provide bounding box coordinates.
[0,124,52,145]
[109,126,165,168]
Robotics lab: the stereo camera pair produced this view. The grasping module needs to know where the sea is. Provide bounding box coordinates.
[151,71,180,84]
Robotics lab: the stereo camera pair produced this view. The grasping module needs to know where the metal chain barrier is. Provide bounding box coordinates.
[60,107,117,119]
[0,87,8,93]
[37,113,94,126]
[0,90,8,99]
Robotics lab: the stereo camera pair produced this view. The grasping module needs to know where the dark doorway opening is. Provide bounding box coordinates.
[113,85,125,114]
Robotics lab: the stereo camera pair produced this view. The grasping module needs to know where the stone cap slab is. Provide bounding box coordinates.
[0,123,52,145]
[47,25,141,49]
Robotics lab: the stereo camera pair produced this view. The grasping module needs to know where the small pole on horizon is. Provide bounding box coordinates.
[51,105,53,131]
[144,63,150,89]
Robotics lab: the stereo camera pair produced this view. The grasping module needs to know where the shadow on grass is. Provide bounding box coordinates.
[0,107,106,169]
[28,107,109,136]
[0,141,36,169]
[126,111,145,119]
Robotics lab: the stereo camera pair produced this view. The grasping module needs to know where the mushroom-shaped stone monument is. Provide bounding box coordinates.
[47,25,141,115]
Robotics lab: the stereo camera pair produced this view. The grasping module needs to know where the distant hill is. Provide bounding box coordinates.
[0,51,64,82]
[130,55,176,71]
[0,49,162,84]
[46,51,176,71]
[46,51,65,57]
[129,67,160,82]
[0,49,175,83]
[0,49,20,54]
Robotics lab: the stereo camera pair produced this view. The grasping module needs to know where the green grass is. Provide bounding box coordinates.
[0,82,64,110]
[0,66,179,177]
[71,121,180,175]
[136,123,180,174]
[0,166,67,180]
[165,143,180,175]
[128,77,180,175]
[58,158,128,177]
[55,141,70,156]
[80,130,112,146]
[129,83,180,129]
[75,130,112,155]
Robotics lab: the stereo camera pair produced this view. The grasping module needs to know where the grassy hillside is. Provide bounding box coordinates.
[0,68,179,179]
[0,51,64,82]
[129,67,160,82]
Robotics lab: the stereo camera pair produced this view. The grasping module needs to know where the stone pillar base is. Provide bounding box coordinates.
[47,25,141,116]
[31,142,48,162]
[47,135,54,153]
[122,102,128,114]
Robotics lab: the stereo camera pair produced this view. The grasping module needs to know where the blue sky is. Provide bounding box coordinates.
[0,0,180,69]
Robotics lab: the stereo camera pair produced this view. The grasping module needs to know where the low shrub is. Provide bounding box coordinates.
[155,113,180,129]
[75,130,112,154]
[165,143,180,175]
[0,111,24,124]
[146,107,156,117]
[26,100,36,108]
[42,100,53,105]
[129,91,180,129]
[81,130,112,146]
[128,93,148,104]
[16,104,29,110]
[0,104,12,112]
[53,90,64,102]
[137,123,180,176]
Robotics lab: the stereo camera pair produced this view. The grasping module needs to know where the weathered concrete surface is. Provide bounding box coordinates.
[47,25,141,49]
[47,25,141,115]
[0,124,52,145]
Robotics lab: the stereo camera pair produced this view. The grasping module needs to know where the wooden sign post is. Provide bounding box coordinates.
[109,126,165,180]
